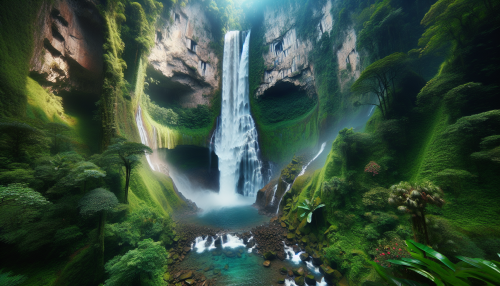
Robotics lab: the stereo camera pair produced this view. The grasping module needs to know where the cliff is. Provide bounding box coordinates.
[147,2,220,108]
[29,0,104,95]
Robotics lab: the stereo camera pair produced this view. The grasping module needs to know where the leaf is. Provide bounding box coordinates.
[298,205,309,210]
[307,212,312,223]
[407,240,456,271]
[409,268,445,286]
[300,212,306,218]
[314,204,326,211]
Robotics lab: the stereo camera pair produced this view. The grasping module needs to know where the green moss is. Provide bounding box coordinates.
[0,0,45,117]
[128,160,186,216]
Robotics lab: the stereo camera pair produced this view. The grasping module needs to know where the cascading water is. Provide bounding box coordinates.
[135,106,157,171]
[214,30,264,198]
[275,142,327,214]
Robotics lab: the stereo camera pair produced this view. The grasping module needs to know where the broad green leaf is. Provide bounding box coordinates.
[307,212,312,223]
[408,240,456,272]
[409,268,445,286]
[298,206,309,210]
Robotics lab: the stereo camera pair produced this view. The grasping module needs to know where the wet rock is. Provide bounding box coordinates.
[263,260,271,267]
[320,265,342,285]
[213,269,221,275]
[294,276,305,286]
[203,265,213,272]
[287,233,295,240]
[204,236,213,248]
[281,222,287,227]
[212,250,221,256]
[278,278,285,284]
[263,251,276,260]
[288,270,294,277]
[183,247,191,253]
[224,250,235,258]
[312,253,322,266]
[305,275,316,285]
[214,236,222,248]
[222,234,228,244]
[293,267,305,276]
[179,271,193,281]
[237,253,242,258]
[280,267,288,275]
[300,252,310,262]
[293,245,301,253]
[246,240,255,248]
[185,279,195,285]
[277,252,286,261]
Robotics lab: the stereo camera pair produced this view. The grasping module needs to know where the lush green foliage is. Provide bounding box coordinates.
[104,238,168,286]
[103,138,152,203]
[79,188,119,217]
[108,204,176,247]
[298,197,325,223]
[372,239,500,286]
[0,183,50,208]
[0,269,26,286]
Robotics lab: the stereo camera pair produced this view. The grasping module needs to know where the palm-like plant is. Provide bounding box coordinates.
[389,181,445,245]
[298,197,325,224]
[371,239,500,286]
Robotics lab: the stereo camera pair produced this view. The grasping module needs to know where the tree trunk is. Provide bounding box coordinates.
[422,210,430,246]
[124,166,130,204]
[97,211,106,271]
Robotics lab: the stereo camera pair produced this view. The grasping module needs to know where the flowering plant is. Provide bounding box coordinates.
[373,238,410,267]
[365,161,381,176]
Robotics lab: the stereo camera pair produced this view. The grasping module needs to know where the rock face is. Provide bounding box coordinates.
[256,0,334,99]
[30,0,104,94]
[148,2,220,108]
[337,28,361,90]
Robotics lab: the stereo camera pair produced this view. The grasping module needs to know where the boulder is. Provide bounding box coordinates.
[293,267,305,276]
[278,278,285,284]
[183,247,191,253]
[299,252,310,262]
[263,251,276,260]
[222,234,228,244]
[305,275,316,285]
[246,240,255,248]
[288,270,294,277]
[263,260,271,267]
[185,279,195,285]
[312,253,322,266]
[280,267,288,275]
[293,245,301,253]
[179,271,192,281]
[294,276,305,286]
[214,236,222,248]
[213,269,221,275]
[287,233,295,240]
[319,265,342,285]
[281,222,287,227]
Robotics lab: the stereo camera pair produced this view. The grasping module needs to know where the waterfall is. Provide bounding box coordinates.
[275,142,327,214]
[214,30,264,198]
[135,105,156,171]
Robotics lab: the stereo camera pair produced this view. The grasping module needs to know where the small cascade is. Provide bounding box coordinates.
[135,106,156,171]
[215,30,264,198]
[367,105,376,117]
[283,242,304,264]
[191,233,250,253]
[222,234,246,248]
[193,236,210,253]
[276,143,327,214]
[306,260,320,273]
[269,184,278,205]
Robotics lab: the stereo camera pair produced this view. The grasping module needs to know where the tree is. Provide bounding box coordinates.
[0,121,44,159]
[0,183,51,208]
[104,238,168,286]
[45,122,71,154]
[298,197,325,224]
[78,188,118,269]
[351,52,409,118]
[103,138,152,203]
[388,181,445,245]
[48,161,106,195]
[418,0,493,56]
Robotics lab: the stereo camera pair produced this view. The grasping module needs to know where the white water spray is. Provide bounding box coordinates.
[275,142,327,213]
[135,106,156,171]
[214,30,264,198]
